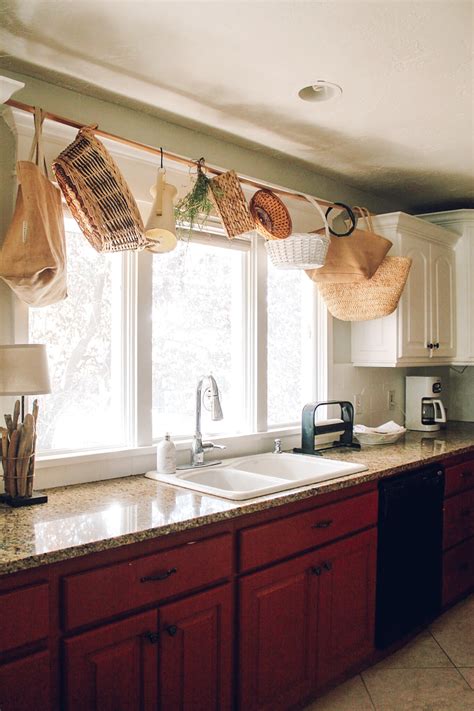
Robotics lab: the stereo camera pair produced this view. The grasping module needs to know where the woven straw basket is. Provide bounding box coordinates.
[250,189,292,240]
[210,170,255,239]
[317,256,412,321]
[53,128,146,252]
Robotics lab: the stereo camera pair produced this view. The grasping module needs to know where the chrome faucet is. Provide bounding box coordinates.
[190,375,226,468]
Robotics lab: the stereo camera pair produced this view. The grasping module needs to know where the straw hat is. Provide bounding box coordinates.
[317,256,412,321]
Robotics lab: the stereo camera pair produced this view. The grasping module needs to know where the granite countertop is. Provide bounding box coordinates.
[1,422,473,576]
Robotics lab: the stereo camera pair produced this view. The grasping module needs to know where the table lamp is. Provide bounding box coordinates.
[0,344,51,506]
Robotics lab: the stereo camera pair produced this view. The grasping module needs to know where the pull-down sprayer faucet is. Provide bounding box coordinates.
[190,375,226,467]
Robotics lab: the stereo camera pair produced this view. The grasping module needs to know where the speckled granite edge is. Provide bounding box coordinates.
[1,426,473,576]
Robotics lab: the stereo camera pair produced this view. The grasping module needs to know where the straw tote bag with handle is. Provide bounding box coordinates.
[317,256,412,321]
[306,207,392,284]
[0,108,67,307]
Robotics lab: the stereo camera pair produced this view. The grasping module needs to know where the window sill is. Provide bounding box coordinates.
[33,427,302,489]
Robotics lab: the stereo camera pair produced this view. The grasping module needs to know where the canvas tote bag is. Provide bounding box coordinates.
[0,108,67,306]
[306,207,392,284]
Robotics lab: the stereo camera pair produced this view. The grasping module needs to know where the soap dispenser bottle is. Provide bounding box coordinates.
[156,433,176,474]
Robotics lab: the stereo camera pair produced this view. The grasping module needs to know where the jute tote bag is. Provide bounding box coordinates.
[0,108,67,306]
[306,207,392,284]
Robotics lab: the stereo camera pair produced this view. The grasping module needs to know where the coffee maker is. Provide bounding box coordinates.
[405,376,447,431]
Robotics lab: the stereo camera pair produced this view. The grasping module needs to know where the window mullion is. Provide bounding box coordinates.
[134,250,153,447]
[248,234,268,432]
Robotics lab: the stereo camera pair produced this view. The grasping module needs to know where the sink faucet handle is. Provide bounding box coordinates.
[202,441,226,451]
[273,438,283,454]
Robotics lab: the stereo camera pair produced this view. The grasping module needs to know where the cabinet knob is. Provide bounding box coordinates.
[140,567,177,583]
[312,519,333,529]
[311,566,322,576]
[427,343,434,349]
[143,631,159,644]
[434,342,440,349]
[322,561,333,572]
[165,624,179,637]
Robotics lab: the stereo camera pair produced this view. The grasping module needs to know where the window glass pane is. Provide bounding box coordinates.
[152,239,245,438]
[267,264,304,426]
[29,217,124,451]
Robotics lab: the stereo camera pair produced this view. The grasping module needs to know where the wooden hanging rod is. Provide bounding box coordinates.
[5,98,339,210]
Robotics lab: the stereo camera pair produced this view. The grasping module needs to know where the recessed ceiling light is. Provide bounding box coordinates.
[298,81,342,103]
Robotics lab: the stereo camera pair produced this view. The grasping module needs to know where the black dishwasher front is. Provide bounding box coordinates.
[375,464,445,649]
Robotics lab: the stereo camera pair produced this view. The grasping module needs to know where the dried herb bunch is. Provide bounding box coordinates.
[174,158,215,237]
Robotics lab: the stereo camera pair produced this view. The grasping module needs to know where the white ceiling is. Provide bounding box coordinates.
[0,0,473,211]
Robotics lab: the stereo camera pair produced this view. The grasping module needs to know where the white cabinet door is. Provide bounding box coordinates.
[430,243,456,358]
[399,234,431,359]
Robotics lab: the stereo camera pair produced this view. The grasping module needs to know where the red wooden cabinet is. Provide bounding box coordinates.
[239,552,318,711]
[64,584,232,711]
[0,651,51,711]
[159,584,232,711]
[64,610,159,711]
[238,529,377,710]
[316,528,377,687]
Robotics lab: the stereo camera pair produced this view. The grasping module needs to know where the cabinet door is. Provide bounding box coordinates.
[399,234,431,359]
[159,584,232,711]
[64,610,158,711]
[0,651,51,711]
[431,243,456,358]
[239,552,318,711]
[317,529,377,688]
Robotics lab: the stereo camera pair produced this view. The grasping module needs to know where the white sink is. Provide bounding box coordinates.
[146,452,368,500]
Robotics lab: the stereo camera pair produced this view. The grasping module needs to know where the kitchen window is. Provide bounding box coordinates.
[26,213,321,456]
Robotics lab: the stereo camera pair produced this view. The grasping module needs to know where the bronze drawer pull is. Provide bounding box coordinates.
[312,520,333,529]
[311,566,322,576]
[166,624,178,637]
[140,567,177,583]
[322,561,333,572]
[143,631,159,644]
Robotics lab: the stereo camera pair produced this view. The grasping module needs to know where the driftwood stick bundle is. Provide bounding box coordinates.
[1,399,39,498]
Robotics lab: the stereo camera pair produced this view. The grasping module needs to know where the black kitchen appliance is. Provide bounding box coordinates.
[375,464,445,649]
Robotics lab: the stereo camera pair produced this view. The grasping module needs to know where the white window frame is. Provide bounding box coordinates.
[9,108,329,488]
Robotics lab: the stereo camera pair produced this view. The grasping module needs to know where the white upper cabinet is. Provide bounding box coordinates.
[419,209,474,365]
[351,212,458,367]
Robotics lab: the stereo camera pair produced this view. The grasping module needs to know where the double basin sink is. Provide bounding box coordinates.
[149,452,368,500]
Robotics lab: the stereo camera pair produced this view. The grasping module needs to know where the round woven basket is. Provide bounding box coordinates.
[317,256,412,321]
[53,127,146,253]
[265,233,330,270]
[250,189,292,240]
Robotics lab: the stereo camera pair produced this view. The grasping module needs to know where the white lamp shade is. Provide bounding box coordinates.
[0,76,25,103]
[0,344,51,395]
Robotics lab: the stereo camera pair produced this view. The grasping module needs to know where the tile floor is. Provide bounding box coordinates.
[305,594,474,711]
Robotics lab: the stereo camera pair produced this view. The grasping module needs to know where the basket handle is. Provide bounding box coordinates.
[28,108,50,179]
[302,194,330,240]
[353,206,374,233]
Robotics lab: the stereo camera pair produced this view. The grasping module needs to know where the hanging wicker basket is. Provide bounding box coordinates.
[52,127,146,253]
[209,170,255,238]
[265,194,330,270]
[265,232,330,270]
[250,189,292,240]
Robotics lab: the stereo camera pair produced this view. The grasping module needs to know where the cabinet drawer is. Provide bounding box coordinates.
[442,537,474,607]
[63,533,232,630]
[443,489,474,550]
[445,459,474,496]
[0,583,49,655]
[239,491,377,571]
